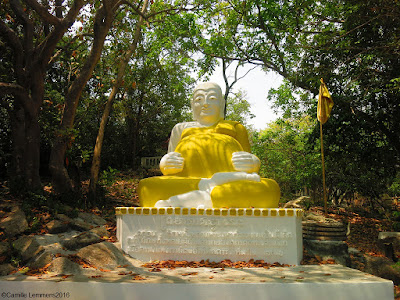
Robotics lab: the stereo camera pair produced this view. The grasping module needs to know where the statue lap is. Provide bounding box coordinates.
[138,176,201,207]
[138,177,279,208]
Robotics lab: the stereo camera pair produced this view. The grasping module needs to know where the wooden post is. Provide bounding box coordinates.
[320,121,328,215]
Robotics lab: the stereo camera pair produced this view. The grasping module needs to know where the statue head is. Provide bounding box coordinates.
[192,82,225,126]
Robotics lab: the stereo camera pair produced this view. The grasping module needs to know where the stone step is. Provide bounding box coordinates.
[303,230,347,237]
[302,221,345,228]
[0,265,393,300]
[303,228,346,236]
[303,235,347,241]
[303,225,346,232]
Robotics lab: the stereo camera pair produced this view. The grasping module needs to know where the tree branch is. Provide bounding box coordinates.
[235,64,257,83]
[36,0,85,67]
[0,19,23,54]
[0,82,36,116]
[49,33,94,65]
[10,0,30,25]
[61,0,85,27]
[10,0,34,61]
[120,0,146,19]
[0,82,28,98]
[323,14,382,47]
[24,0,61,25]
[0,19,26,83]
[255,3,287,75]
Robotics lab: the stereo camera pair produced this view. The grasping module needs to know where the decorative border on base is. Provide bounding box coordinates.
[115,207,303,217]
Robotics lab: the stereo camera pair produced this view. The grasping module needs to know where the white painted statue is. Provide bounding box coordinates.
[138,82,280,209]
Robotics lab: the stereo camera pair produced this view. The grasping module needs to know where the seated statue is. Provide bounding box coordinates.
[138,82,280,208]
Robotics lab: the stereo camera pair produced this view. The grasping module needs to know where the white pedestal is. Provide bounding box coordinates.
[116,207,303,265]
[0,265,394,300]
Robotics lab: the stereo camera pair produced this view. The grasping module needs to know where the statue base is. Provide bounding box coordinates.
[116,207,303,265]
[0,265,394,300]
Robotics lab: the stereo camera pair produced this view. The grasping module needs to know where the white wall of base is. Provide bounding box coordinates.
[0,280,394,300]
[116,207,303,265]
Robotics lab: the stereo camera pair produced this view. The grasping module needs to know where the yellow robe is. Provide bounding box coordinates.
[138,120,280,208]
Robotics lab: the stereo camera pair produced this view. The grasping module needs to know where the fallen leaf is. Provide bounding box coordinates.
[118,265,129,268]
[151,268,161,272]
[181,272,198,276]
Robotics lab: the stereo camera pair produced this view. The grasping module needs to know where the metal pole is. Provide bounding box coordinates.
[320,121,327,215]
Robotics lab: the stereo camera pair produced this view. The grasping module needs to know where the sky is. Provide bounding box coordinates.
[207,63,283,130]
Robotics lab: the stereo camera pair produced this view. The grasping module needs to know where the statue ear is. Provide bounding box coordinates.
[190,101,196,121]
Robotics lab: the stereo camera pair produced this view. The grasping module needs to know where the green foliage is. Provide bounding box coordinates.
[388,176,400,197]
[225,90,255,126]
[28,216,42,234]
[267,79,314,119]
[320,94,397,201]
[393,222,400,232]
[1,0,399,205]
[10,256,22,268]
[252,115,321,200]
[24,192,48,206]
[99,167,118,187]
[207,0,400,201]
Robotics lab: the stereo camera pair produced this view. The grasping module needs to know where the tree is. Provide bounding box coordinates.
[49,0,126,194]
[221,59,257,117]
[252,116,321,201]
[0,0,85,190]
[89,0,149,196]
[196,0,400,201]
[225,90,254,126]
[117,47,194,168]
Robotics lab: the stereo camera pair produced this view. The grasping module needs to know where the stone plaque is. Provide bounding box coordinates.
[116,208,303,265]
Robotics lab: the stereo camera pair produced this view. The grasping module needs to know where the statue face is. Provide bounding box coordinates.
[192,83,224,126]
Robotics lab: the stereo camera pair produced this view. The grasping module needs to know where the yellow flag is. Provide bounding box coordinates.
[317,78,334,124]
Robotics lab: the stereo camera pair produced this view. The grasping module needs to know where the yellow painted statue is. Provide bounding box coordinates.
[138,82,280,208]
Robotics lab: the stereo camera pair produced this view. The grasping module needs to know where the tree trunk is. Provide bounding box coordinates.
[8,102,25,182]
[24,109,41,189]
[89,0,149,196]
[0,0,85,193]
[8,71,44,191]
[131,95,144,169]
[131,121,140,169]
[49,1,119,194]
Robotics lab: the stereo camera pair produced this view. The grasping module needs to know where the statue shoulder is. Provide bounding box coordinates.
[173,121,198,130]
[169,122,198,152]
[230,121,251,152]
[215,120,244,136]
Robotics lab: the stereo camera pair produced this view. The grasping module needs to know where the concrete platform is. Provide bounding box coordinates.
[0,264,393,299]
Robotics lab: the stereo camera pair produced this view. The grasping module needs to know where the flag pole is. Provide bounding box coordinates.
[318,78,333,215]
[320,120,328,215]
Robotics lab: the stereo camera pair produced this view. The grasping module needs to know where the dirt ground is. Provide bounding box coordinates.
[1,176,399,297]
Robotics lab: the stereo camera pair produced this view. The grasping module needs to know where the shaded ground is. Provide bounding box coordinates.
[0,171,399,297]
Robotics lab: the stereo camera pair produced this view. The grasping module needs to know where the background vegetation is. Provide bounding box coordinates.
[1,0,399,217]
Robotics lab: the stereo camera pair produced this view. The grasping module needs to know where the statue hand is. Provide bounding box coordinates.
[231,151,261,173]
[160,152,184,175]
